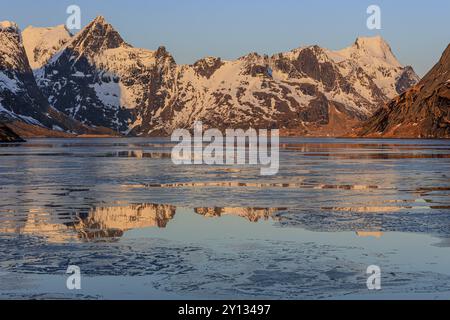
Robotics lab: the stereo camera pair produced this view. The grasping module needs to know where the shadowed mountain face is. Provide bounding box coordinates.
[35,16,175,133]
[359,44,450,138]
[0,21,58,127]
[0,20,112,136]
[28,17,419,136]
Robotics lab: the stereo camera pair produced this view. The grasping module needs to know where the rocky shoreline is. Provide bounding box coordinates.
[0,123,25,142]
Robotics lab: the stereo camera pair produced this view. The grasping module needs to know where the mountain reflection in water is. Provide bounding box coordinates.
[2,201,447,243]
[1,138,450,299]
[0,204,289,242]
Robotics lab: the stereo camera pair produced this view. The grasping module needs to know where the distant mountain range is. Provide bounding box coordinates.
[1,16,448,140]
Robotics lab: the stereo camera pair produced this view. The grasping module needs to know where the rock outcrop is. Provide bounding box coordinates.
[359,44,450,138]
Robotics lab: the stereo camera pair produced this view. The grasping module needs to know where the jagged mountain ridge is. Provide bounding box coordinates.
[148,38,418,136]
[0,20,111,136]
[34,17,175,132]
[0,20,55,126]
[17,16,420,136]
[358,44,450,138]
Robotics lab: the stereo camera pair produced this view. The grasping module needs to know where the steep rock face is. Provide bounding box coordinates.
[396,66,419,94]
[0,21,72,130]
[0,21,108,136]
[140,38,418,135]
[35,17,420,136]
[35,17,178,133]
[192,57,224,79]
[359,44,450,138]
[0,21,47,123]
[109,44,177,133]
[35,17,132,132]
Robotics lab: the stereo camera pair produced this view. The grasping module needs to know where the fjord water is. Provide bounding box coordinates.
[0,137,450,299]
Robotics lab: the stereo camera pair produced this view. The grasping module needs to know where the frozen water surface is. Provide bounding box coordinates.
[0,138,449,299]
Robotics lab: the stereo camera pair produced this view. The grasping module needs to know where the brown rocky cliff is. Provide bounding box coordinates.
[0,123,25,142]
[358,44,450,138]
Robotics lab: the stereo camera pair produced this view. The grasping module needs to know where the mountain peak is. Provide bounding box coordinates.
[354,35,388,47]
[440,43,450,64]
[92,15,107,24]
[352,35,398,64]
[0,21,19,33]
[83,15,116,34]
[331,35,401,67]
[0,21,22,44]
[353,35,393,55]
[68,16,129,57]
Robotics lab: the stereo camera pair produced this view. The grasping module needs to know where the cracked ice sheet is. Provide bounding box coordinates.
[1,209,450,299]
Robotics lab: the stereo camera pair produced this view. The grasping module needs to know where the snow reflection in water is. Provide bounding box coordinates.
[0,137,450,299]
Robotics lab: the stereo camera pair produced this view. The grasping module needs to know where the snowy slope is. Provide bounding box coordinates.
[35,16,420,136]
[0,20,51,125]
[329,36,420,98]
[35,17,177,132]
[139,39,420,135]
[22,25,72,69]
[0,20,102,135]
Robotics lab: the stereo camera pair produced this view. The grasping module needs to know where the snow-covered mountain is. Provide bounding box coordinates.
[3,16,420,136]
[22,24,72,69]
[32,17,418,136]
[0,20,62,127]
[35,16,153,132]
[147,37,419,136]
[0,20,110,136]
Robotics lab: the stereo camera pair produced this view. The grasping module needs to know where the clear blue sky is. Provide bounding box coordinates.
[2,0,449,76]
